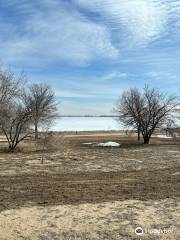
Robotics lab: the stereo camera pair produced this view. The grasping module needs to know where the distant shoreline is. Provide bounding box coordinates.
[59,115,117,118]
[52,130,125,134]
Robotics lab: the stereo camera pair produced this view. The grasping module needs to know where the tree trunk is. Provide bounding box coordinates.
[8,144,16,152]
[143,134,150,144]
[35,123,38,140]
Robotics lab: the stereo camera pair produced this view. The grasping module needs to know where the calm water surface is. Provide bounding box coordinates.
[52,117,121,131]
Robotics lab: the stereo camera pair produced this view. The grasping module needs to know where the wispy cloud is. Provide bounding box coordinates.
[0,0,119,66]
[146,70,179,83]
[74,0,169,47]
[1,0,180,67]
[102,71,128,80]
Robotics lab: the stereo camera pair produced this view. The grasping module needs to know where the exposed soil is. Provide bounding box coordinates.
[0,167,180,212]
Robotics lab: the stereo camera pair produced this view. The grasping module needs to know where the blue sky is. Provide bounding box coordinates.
[0,0,180,115]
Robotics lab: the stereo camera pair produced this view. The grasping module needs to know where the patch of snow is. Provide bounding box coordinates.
[96,141,120,147]
[156,135,173,139]
[136,166,142,170]
[82,143,94,145]
[168,151,179,153]
[135,160,143,163]
[172,172,180,176]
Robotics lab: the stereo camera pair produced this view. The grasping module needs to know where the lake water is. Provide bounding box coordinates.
[52,117,122,131]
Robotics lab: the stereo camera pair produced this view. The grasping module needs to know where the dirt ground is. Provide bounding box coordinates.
[0,132,179,239]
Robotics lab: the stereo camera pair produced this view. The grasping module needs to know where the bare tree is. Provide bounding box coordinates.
[35,120,52,164]
[0,101,32,151]
[24,83,58,139]
[114,86,179,144]
[0,67,33,151]
[0,68,59,152]
[35,121,67,164]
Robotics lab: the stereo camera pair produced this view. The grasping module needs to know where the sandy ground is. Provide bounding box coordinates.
[0,132,179,239]
[0,199,179,240]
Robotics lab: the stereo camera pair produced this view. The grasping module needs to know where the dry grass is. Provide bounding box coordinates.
[0,132,179,239]
[0,199,179,240]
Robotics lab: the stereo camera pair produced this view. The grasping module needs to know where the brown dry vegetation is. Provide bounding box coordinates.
[0,132,180,240]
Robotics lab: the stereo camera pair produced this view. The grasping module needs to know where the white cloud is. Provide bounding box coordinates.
[1,0,180,67]
[146,71,160,79]
[74,0,168,46]
[102,71,128,80]
[146,70,179,83]
[0,1,119,66]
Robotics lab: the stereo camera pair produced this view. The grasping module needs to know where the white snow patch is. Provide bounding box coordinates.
[168,150,179,153]
[96,141,120,147]
[172,172,180,176]
[156,135,173,139]
[82,143,94,145]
